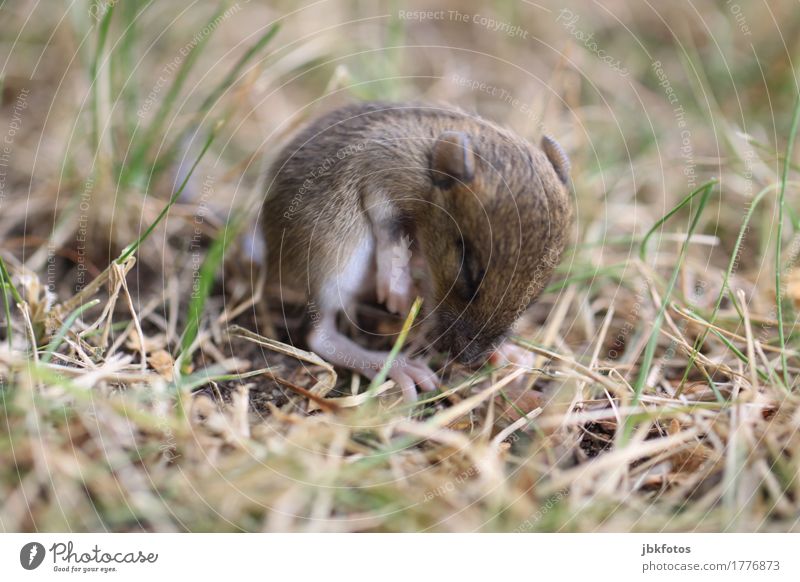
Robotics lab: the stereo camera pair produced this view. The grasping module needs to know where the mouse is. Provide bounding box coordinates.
[261,101,572,401]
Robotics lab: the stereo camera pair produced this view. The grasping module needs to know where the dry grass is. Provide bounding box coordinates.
[1,0,800,532]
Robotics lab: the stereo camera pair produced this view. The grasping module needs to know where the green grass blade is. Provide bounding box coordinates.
[127,3,228,180]
[543,262,628,294]
[367,297,423,396]
[0,256,21,348]
[631,181,716,406]
[639,178,718,263]
[172,363,232,393]
[0,282,11,348]
[178,220,238,371]
[0,256,23,305]
[708,326,770,383]
[676,184,775,395]
[164,22,280,165]
[116,124,219,264]
[775,92,800,389]
[90,2,115,158]
[114,0,147,146]
[197,22,280,119]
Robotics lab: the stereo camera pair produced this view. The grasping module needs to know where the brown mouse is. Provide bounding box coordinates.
[261,101,571,401]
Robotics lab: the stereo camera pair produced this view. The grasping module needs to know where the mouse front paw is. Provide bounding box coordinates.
[489,341,535,369]
[383,355,438,401]
[375,261,413,315]
[375,234,416,315]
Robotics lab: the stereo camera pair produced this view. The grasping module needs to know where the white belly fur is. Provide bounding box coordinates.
[318,233,376,313]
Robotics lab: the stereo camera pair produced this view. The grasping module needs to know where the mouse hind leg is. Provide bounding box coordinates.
[307,312,437,401]
[306,234,436,401]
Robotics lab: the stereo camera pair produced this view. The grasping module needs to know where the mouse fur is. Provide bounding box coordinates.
[261,101,571,398]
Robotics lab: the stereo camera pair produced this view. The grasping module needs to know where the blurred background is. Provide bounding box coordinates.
[1,0,798,308]
[1,0,799,532]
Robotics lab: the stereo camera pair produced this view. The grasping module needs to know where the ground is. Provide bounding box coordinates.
[0,0,799,532]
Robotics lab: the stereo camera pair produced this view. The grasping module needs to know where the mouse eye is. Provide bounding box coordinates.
[454,237,485,302]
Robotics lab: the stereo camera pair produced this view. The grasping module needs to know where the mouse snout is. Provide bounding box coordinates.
[433,315,498,366]
[452,339,490,366]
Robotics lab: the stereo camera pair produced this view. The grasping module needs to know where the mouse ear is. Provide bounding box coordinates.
[541,135,570,185]
[430,131,475,188]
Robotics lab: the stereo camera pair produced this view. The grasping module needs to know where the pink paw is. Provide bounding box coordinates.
[376,236,414,315]
[489,341,535,369]
[376,264,413,314]
[385,355,438,401]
